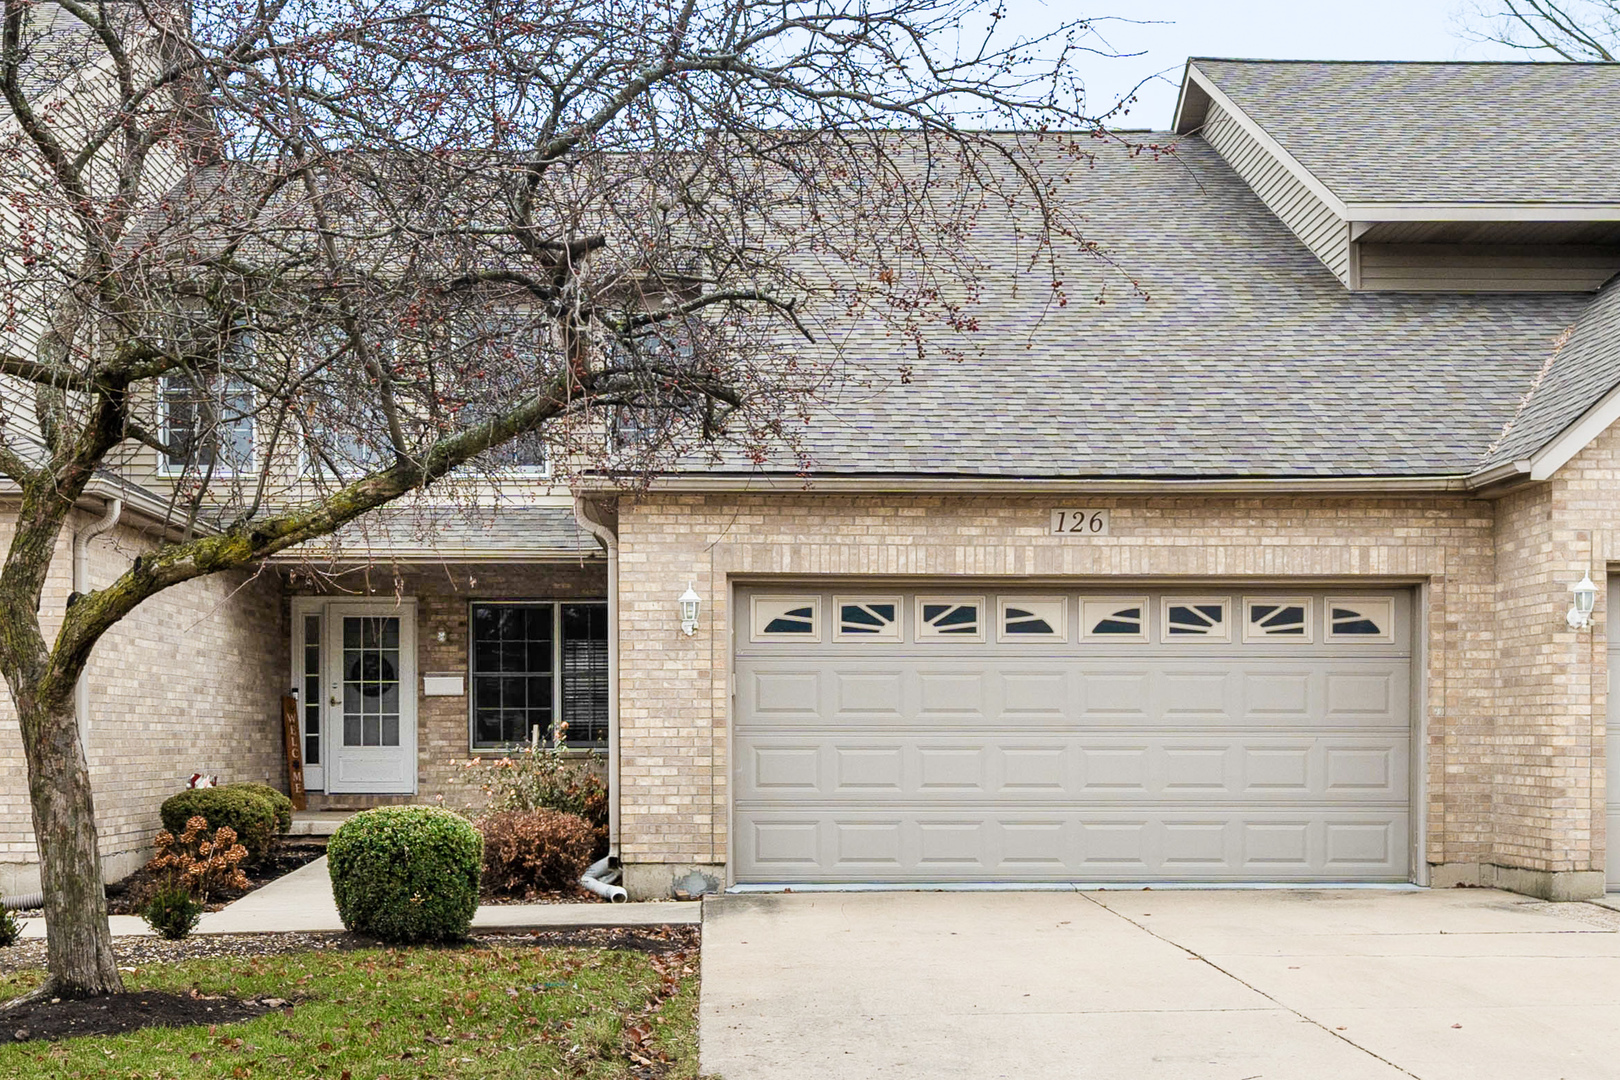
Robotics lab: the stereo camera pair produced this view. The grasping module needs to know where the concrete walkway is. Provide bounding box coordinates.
[701,888,1620,1080]
[20,856,697,938]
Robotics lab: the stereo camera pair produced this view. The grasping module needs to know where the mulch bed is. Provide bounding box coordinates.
[0,991,283,1044]
[104,839,328,916]
[480,883,604,905]
[0,925,700,976]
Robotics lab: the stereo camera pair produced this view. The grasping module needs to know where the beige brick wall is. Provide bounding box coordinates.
[0,508,285,894]
[287,561,606,809]
[615,493,1502,877]
[1494,417,1620,880]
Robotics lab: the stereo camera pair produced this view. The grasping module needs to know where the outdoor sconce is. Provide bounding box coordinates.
[1568,573,1598,631]
[679,584,702,636]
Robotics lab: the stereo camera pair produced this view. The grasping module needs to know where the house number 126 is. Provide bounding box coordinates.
[1050,509,1110,536]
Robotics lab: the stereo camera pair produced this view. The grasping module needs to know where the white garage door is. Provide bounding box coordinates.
[733,587,1413,884]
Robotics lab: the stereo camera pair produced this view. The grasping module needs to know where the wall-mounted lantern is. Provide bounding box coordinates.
[679,584,702,636]
[1567,573,1598,631]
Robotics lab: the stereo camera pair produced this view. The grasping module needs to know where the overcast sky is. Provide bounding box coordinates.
[994,0,1518,130]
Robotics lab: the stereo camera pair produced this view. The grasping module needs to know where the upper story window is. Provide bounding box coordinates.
[160,371,255,475]
[453,316,550,474]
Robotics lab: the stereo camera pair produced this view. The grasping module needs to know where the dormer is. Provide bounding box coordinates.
[1174,60,1620,292]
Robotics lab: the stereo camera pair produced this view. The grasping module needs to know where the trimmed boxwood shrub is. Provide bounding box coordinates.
[160,786,280,862]
[225,782,293,833]
[327,807,482,944]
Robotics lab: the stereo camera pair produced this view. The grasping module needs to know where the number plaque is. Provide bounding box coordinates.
[1050,509,1110,536]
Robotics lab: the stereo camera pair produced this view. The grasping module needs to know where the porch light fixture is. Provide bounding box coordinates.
[679,584,702,636]
[1567,573,1598,631]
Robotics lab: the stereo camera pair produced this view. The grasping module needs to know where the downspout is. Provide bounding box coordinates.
[72,498,122,749]
[573,497,619,868]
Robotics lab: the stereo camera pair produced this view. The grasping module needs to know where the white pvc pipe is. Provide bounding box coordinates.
[72,497,122,747]
[580,856,627,903]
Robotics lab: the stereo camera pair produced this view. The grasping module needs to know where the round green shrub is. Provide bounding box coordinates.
[327,807,482,944]
[160,786,279,862]
[225,782,294,833]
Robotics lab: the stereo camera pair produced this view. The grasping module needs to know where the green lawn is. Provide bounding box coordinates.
[0,941,702,1079]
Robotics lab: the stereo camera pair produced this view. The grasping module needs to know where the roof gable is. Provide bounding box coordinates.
[1176,60,1620,209]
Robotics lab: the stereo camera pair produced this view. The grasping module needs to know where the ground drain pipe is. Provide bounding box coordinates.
[2,892,43,911]
[580,857,627,903]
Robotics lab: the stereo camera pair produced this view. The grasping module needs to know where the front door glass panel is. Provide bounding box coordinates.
[342,615,401,747]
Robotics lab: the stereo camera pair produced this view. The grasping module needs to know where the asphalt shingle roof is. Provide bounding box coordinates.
[1189,60,1620,206]
[282,504,601,562]
[687,136,1595,480]
[1484,277,1620,466]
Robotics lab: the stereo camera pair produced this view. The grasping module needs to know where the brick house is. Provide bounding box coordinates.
[8,57,1620,902]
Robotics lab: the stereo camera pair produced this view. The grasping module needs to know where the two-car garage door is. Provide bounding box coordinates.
[733,586,1413,884]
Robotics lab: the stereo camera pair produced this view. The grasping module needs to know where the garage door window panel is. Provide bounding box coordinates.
[916,596,985,642]
[1161,597,1231,642]
[997,596,1067,642]
[834,597,901,641]
[1082,597,1149,641]
[1243,598,1314,642]
[751,595,823,643]
[1326,597,1395,642]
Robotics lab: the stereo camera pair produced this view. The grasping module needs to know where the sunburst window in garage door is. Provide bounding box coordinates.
[751,595,822,642]
[1244,598,1313,642]
[997,596,1067,641]
[1081,597,1148,641]
[1161,597,1230,641]
[835,597,901,641]
[1327,597,1395,642]
[916,596,984,641]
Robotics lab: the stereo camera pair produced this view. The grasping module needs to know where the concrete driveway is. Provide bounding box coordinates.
[701,888,1620,1079]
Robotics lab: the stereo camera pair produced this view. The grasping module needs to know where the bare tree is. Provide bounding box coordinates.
[1457,0,1619,60]
[0,0,1126,997]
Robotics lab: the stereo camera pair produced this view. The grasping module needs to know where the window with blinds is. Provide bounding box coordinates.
[470,601,608,749]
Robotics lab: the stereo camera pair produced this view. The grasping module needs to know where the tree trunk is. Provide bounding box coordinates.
[19,697,121,998]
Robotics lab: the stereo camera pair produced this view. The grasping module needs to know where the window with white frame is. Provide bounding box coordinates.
[1325,597,1395,642]
[160,372,255,474]
[834,597,901,641]
[750,595,821,642]
[454,314,550,473]
[1244,598,1313,642]
[997,596,1066,641]
[1161,597,1231,641]
[1081,597,1149,641]
[294,325,390,479]
[916,596,985,641]
[470,601,608,749]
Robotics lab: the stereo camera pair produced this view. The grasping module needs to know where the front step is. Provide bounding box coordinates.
[289,811,355,837]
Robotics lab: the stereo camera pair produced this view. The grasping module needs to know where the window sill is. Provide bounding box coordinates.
[467,745,606,758]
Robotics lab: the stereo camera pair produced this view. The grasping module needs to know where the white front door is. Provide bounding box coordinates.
[325,601,418,794]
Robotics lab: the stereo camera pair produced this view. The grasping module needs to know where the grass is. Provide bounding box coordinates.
[0,941,702,1079]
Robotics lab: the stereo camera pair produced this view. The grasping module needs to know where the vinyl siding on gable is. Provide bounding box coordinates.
[1355,244,1620,293]
[1199,102,1351,285]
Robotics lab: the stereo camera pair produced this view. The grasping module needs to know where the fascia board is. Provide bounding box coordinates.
[265,548,603,564]
[1527,380,1620,481]
[580,474,1473,495]
[1345,204,1620,223]
[1181,65,1350,219]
